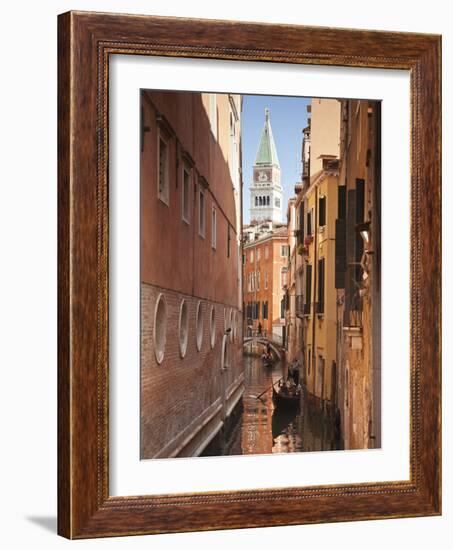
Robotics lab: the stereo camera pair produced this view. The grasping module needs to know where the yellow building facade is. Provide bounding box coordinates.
[286,98,341,411]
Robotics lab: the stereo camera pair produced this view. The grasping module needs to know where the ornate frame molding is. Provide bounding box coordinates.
[58,11,441,538]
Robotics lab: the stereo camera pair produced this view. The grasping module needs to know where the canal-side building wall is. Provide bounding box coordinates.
[243,228,288,344]
[140,90,244,458]
[295,99,341,411]
[336,98,381,450]
[285,197,298,361]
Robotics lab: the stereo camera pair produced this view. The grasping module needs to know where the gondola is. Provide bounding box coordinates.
[261,352,274,368]
[272,381,301,410]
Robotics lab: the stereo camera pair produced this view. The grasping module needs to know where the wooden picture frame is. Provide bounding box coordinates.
[58,11,441,539]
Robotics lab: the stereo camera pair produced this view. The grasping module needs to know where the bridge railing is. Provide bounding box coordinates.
[243,329,284,348]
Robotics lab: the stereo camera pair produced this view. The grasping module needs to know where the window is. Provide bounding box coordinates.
[267,196,270,206]
[153,294,167,364]
[259,196,263,206]
[198,188,205,237]
[263,301,268,320]
[229,111,237,188]
[299,202,305,239]
[307,210,312,236]
[281,245,288,257]
[224,307,230,334]
[317,257,325,314]
[281,268,287,288]
[211,206,217,249]
[209,94,217,137]
[250,250,254,263]
[178,300,189,358]
[257,248,261,261]
[305,264,312,313]
[319,195,326,227]
[196,301,204,351]
[157,133,169,204]
[210,306,216,349]
[280,296,285,319]
[264,271,268,289]
[182,167,190,223]
[255,196,258,206]
[264,246,269,260]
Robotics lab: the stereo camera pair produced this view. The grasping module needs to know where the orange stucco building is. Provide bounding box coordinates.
[243,227,289,343]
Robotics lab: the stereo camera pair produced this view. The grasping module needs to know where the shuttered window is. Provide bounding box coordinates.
[355,179,365,291]
[304,264,312,314]
[335,218,346,288]
[338,185,346,219]
[299,202,305,241]
[317,258,325,314]
[344,189,356,324]
[307,210,312,236]
[319,196,326,227]
[335,185,347,289]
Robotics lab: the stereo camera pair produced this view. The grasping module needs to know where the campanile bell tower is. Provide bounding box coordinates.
[249,108,282,223]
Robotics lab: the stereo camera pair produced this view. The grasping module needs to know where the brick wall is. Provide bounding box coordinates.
[141,282,243,458]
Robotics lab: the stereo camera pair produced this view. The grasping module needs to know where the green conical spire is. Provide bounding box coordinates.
[255,108,280,167]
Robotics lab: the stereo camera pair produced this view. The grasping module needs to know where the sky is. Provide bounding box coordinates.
[241,94,311,225]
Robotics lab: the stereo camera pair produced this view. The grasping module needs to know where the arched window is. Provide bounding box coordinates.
[255,196,258,206]
[196,301,204,351]
[153,294,167,364]
[178,300,189,358]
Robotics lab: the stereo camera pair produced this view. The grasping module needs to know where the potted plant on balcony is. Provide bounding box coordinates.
[297,243,309,255]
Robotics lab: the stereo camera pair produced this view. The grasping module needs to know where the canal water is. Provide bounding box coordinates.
[208,352,343,456]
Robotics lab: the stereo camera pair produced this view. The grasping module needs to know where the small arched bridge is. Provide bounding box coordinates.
[243,336,284,361]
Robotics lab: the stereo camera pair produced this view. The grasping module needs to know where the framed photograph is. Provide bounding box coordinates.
[58,11,441,538]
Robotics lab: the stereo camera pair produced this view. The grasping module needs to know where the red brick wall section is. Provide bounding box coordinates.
[141,282,243,458]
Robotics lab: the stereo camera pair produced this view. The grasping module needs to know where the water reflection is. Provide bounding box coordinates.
[225,353,343,455]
